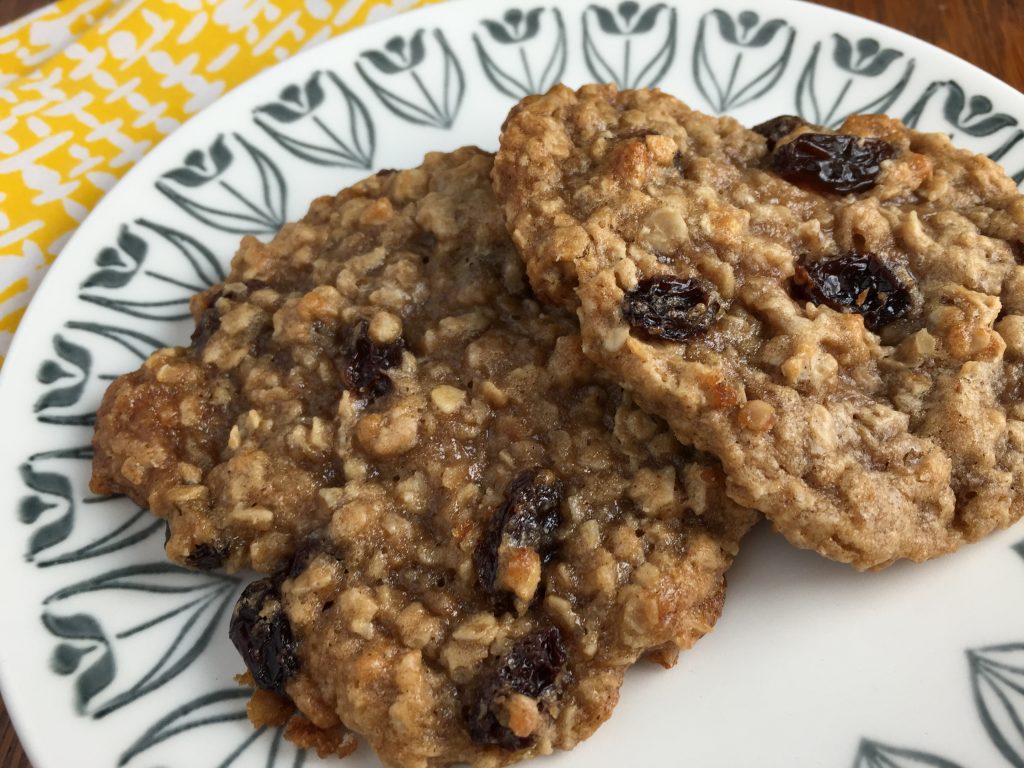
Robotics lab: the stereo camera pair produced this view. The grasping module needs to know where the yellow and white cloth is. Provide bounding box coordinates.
[0,0,441,366]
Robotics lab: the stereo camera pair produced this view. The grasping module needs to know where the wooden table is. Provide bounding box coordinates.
[1,0,1023,766]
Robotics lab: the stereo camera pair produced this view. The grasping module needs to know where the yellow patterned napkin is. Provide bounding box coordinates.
[0,0,440,365]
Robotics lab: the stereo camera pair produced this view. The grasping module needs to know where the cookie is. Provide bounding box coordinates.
[178,148,758,766]
[92,147,754,764]
[493,84,1024,569]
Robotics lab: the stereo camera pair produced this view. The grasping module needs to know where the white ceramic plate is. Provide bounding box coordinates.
[3,1,1024,766]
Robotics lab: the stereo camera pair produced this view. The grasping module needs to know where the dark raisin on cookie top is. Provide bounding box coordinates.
[339,318,405,403]
[621,276,722,341]
[793,251,914,332]
[751,114,808,151]
[464,626,568,750]
[770,132,898,194]
[474,468,564,612]
[230,577,299,694]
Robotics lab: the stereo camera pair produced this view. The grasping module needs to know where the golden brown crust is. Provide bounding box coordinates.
[93,146,755,766]
[494,84,1024,569]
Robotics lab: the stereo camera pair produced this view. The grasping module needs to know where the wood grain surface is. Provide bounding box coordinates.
[1,0,1023,766]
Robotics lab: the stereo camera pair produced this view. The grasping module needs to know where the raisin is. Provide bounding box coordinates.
[465,626,568,750]
[229,578,298,693]
[318,460,340,487]
[184,542,228,571]
[502,472,563,558]
[793,251,912,331]
[475,469,563,609]
[672,150,687,174]
[622,276,721,341]
[498,626,567,697]
[190,289,224,351]
[286,539,328,581]
[771,133,896,194]
[190,281,268,352]
[751,115,808,151]
[339,319,404,402]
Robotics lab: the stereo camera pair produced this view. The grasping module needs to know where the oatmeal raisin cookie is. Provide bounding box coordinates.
[93,147,755,766]
[494,84,1024,569]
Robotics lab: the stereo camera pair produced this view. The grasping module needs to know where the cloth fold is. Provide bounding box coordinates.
[0,0,439,365]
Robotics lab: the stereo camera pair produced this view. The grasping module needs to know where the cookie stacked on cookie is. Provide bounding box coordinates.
[90,81,1024,768]
[494,83,1024,571]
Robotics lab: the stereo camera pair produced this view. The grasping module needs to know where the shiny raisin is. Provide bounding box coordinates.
[498,626,567,697]
[622,276,721,341]
[184,542,228,571]
[752,115,808,151]
[793,251,912,331]
[475,469,563,610]
[229,578,298,693]
[340,319,404,402]
[771,133,896,194]
[465,626,568,750]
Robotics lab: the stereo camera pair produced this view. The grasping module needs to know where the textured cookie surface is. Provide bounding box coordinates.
[494,84,1024,569]
[93,147,754,766]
